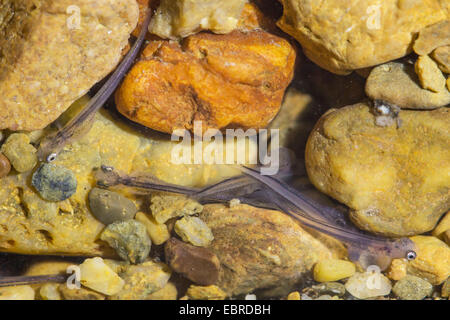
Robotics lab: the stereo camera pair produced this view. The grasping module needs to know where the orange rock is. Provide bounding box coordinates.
[116,30,296,134]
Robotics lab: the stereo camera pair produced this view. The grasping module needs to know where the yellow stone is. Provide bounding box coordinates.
[431,46,450,73]
[0,285,35,300]
[146,282,178,300]
[433,211,450,239]
[25,260,73,276]
[406,236,450,285]
[278,0,447,74]
[414,20,450,55]
[186,285,227,300]
[79,257,125,296]
[0,0,139,131]
[287,291,301,300]
[58,285,105,300]
[386,259,408,281]
[150,194,204,224]
[111,261,172,300]
[39,283,61,300]
[0,133,37,173]
[135,212,170,245]
[306,104,450,236]
[313,259,356,282]
[174,216,214,247]
[415,55,447,93]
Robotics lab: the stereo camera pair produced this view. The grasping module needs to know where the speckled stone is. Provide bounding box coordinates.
[392,275,433,300]
[1,133,37,173]
[100,220,151,264]
[32,163,77,202]
[174,216,214,247]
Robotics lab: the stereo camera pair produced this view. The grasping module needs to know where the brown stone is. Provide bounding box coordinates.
[199,204,346,297]
[0,153,11,178]
[165,237,220,285]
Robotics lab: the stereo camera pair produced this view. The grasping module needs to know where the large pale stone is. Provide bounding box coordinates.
[277,0,447,74]
[306,104,449,236]
[0,0,139,131]
[199,203,346,297]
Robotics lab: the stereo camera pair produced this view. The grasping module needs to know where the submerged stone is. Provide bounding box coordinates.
[32,163,77,202]
[100,220,151,264]
[306,104,449,236]
[89,188,137,225]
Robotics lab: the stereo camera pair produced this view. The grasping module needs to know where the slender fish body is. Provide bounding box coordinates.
[239,165,417,270]
[93,162,416,269]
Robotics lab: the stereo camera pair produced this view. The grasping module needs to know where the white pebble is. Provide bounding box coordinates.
[229,198,241,208]
[79,257,125,296]
[345,271,392,299]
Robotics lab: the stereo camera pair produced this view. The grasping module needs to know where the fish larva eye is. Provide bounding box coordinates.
[47,153,58,163]
[101,165,114,172]
[406,250,417,261]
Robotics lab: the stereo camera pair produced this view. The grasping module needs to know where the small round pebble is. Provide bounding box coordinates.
[313,259,356,282]
[0,133,37,172]
[89,188,137,225]
[100,220,151,264]
[345,272,392,299]
[392,275,433,300]
[0,153,11,178]
[31,163,77,202]
[287,291,300,300]
[174,216,214,247]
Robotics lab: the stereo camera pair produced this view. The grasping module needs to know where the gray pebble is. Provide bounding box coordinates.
[393,275,433,300]
[312,282,346,297]
[100,220,151,264]
[89,188,137,225]
[31,163,77,202]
